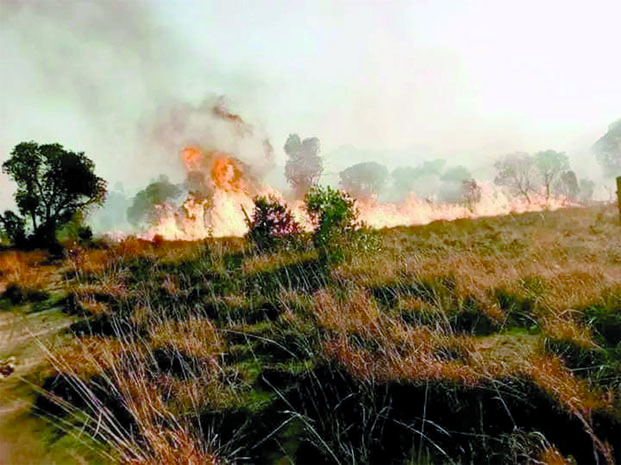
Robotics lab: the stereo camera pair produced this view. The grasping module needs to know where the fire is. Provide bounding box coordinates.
[143,153,570,241]
[355,185,569,230]
[132,100,575,242]
[181,146,203,170]
[210,154,247,192]
[143,146,262,239]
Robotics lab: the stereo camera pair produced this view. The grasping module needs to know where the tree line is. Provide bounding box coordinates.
[1,118,620,250]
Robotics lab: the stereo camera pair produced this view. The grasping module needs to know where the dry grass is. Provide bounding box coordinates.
[2,205,621,464]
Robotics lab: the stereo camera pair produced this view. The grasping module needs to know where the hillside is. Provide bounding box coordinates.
[1,205,620,464]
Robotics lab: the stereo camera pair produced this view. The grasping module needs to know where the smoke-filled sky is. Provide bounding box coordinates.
[1,0,620,204]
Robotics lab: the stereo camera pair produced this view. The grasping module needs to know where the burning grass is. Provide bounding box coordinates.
[2,204,621,464]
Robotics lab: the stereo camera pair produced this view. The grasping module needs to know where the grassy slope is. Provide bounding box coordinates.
[0,252,90,464]
[2,205,621,464]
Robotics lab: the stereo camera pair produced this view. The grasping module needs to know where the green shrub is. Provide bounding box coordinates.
[305,186,363,261]
[245,195,302,252]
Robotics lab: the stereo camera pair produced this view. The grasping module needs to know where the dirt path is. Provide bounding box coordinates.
[0,308,80,464]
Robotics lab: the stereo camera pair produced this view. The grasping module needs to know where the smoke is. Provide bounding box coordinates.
[1,0,617,235]
[0,0,265,192]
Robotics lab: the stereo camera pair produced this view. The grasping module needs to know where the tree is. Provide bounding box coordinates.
[284,134,323,197]
[593,119,621,177]
[391,159,446,197]
[493,152,537,203]
[1,142,107,247]
[391,166,420,194]
[440,165,473,203]
[461,179,482,211]
[441,165,472,183]
[127,175,181,227]
[579,178,595,203]
[556,170,579,201]
[339,162,389,199]
[534,150,569,200]
[418,159,447,178]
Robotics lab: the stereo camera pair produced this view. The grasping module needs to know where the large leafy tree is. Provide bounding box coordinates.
[593,119,621,177]
[533,150,569,200]
[339,162,389,199]
[1,141,107,246]
[284,134,323,198]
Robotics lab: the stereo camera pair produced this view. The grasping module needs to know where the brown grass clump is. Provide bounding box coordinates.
[149,316,224,360]
[311,288,384,336]
[54,336,142,378]
[538,445,573,465]
[0,250,58,292]
[540,312,598,348]
[525,355,609,415]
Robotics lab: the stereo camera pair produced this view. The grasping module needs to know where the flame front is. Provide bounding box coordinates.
[143,146,259,239]
[143,147,571,242]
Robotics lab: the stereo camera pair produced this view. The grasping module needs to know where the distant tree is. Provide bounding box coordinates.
[461,179,482,211]
[284,134,323,197]
[494,152,537,203]
[556,170,579,201]
[245,195,301,252]
[1,141,107,247]
[339,162,389,199]
[579,178,595,203]
[593,119,621,177]
[392,159,446,196]
[418,159,447,177]
[391,166,420,194]
[127,175,181,227]
[439,165,474,203]
[533,150,569,200]
[441,165,472,183]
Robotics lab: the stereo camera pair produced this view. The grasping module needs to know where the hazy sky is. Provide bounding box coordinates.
[1,0,620,201]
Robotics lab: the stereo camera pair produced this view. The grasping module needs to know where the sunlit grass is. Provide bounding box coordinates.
[2,204,620,464]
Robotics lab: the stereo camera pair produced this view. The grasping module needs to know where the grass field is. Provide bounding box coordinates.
[1,204,621,464]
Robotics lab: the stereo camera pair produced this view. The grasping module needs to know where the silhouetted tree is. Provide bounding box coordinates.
[593,119,621,177]
[494,152,537,203]
[127,175,181,227]
[392,159,446,197]
[339,162,389,199]
[418,159,447,177]
[391,166,420,194]
[461,179,482,211]
[579,178,595,202]
[557,170,579,201]
[1,141,106,247]
[440,165,473,202]
[284,134,323,197]
[534,150,569,200]
[441,165,472,183]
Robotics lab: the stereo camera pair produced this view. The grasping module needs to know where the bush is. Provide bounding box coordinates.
[305,186,360,245]
[245,195,302,252]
